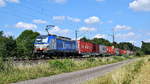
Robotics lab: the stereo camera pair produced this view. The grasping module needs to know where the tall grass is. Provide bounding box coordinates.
[84,57,149,84]
[131,58,150,84]
[0,63,55,84]
[49,59,76,72]
[0,56,134,84]
[0,57,13,72]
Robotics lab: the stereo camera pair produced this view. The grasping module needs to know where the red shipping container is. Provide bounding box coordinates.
[77,40,94,54]
[106,46,116,55]
[93,44,99,53]
[119,49,127,55]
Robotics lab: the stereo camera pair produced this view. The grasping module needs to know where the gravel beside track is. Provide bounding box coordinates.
[12,59,136,84]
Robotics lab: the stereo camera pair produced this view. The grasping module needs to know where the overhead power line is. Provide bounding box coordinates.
[0,0,60,22]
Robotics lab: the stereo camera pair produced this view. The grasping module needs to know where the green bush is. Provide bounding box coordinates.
[0,57,5,71]
[123,54,129,58]
[112,56,125,61]
[135,51,144,57]
[98,59,102,62]
[87,58,97,62]
[148,58,150,62]
[48,59,76,72]
[49,60,63,69]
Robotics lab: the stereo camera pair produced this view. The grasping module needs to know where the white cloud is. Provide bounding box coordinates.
[50,0,66,4]
[147,33,150,35]
[127,40,141,47]
[116,32,135,38]
[52,16,81,22]
[96,0,104,2]
[15,22,37,29]
[0,0,20,7]
[6,0,19,3]
[144,39,150,42]
[84,16,100,24]
[93,34,106,38]
[77,36,83,40]
[114,25,132,31]
[37,31,44,35]
[33,19,47,24]
[129,0,150,11]
[79,27,96,32]
[61,29,69,34]
[128,40,137,44]
[52,16,66,21]
[0,0,5,7]
[49,26,69,34]
[67,16,81,22]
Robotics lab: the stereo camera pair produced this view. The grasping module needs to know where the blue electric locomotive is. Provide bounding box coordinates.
[34,34,77,57]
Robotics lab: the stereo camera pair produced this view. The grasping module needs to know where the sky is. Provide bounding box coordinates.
[0,0,150,47]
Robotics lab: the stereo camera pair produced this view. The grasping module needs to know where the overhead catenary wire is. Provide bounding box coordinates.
[16,0,61,19]
[0,0,61,22]
[0,9,36,21]
[0,6,46,20]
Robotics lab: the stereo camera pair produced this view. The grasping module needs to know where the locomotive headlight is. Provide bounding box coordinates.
[34,44,39,47]
[43,44,49,49]
[44,44,48,46]
[34,44,49,49]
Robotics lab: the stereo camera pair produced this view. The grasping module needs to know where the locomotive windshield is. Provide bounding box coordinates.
[35,35,48,43]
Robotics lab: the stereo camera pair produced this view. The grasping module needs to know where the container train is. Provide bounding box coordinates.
[33,34,134,58]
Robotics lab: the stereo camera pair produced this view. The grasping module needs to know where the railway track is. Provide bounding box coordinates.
[4,56,111,65]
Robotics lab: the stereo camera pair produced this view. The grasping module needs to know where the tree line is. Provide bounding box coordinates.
[0,30,39,59]
[0,30,149,59]
[141,41,150,55]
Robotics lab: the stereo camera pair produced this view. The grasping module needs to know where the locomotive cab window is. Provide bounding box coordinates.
[35,35,48,43]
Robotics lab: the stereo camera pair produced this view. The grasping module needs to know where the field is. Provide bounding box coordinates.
[0,56,134,84]
[84,56,150,84]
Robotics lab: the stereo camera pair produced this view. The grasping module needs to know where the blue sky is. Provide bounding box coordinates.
[0,0,150,47]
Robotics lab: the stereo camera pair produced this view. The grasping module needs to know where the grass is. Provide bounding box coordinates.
[131,57,150,84]
[0,56,134,84]
[84,56,150,84]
